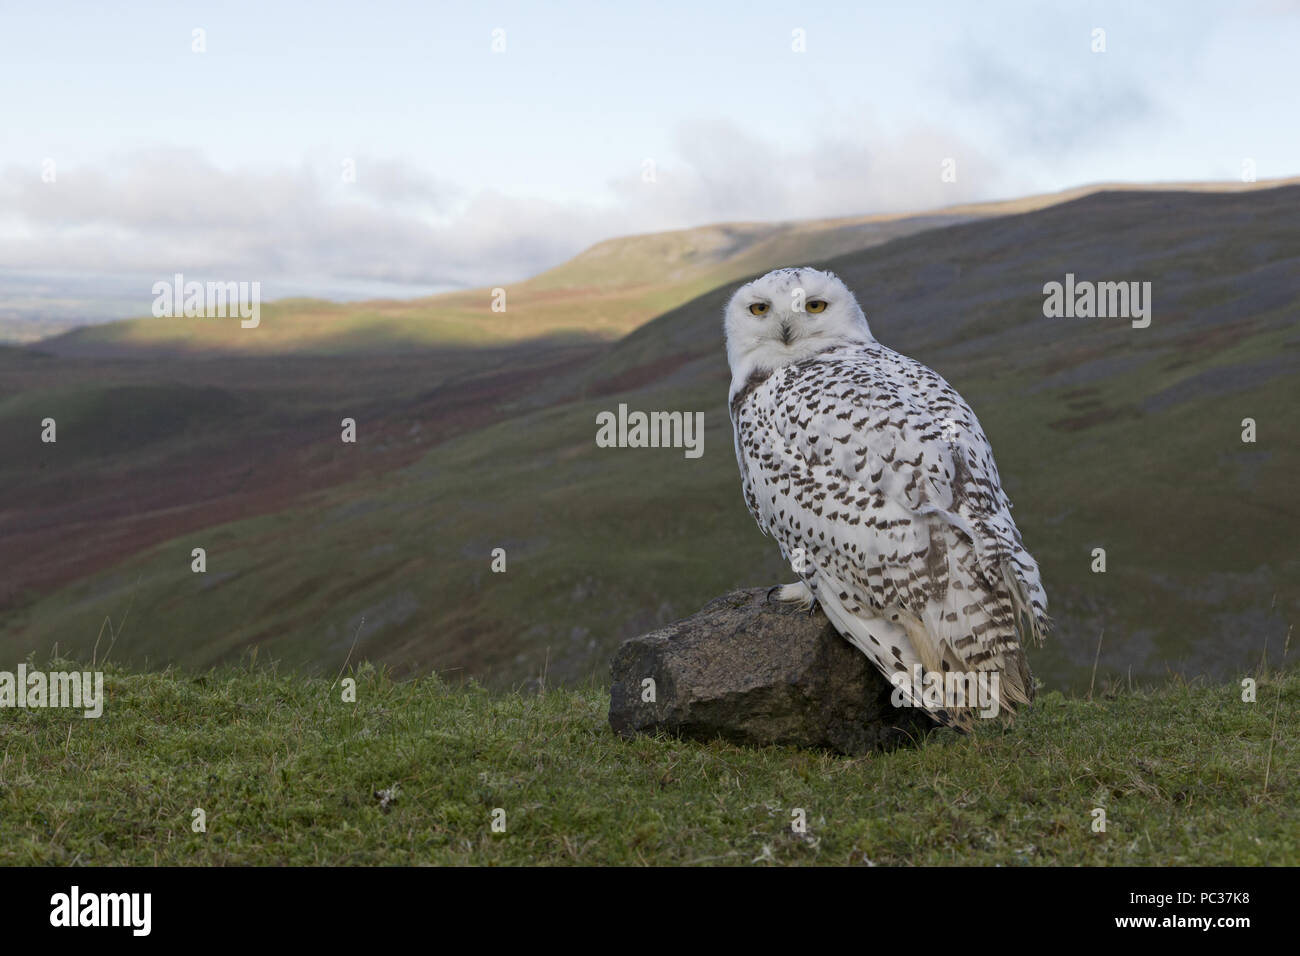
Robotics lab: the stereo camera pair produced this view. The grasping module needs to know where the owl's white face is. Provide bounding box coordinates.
[723,267,873,397]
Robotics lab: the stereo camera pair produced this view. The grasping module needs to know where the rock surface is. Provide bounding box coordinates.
[609,587,935,755]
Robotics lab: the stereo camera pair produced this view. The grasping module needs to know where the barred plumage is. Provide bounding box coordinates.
[725,267,1051,729]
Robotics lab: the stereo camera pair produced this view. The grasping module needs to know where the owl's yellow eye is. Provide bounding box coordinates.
[749,302,769,316]
[805,299,828,314]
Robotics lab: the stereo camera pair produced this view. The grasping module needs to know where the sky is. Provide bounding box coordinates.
[1,0,1297,308]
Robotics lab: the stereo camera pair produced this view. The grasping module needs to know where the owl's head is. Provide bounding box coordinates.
[723,267,873,394]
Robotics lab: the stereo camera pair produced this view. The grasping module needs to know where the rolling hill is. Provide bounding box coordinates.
[2,181,1297,697]
[32,177,1294,357]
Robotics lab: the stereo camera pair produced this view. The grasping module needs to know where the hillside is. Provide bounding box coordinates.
[32,212,974,357]
[2,182,1297,696]
[2,661,1294,865]
[32,177,1294,358]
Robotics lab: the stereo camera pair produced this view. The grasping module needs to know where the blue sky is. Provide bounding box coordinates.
[1,0,1297,299]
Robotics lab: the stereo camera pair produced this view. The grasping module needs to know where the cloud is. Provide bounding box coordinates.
[0,150,606,288]
[349,158,458,211]
[608,119,1002,226]
[945,45,1156,158]
[0,124,1005,293]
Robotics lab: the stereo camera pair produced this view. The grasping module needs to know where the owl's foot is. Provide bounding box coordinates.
[766,581,817,613]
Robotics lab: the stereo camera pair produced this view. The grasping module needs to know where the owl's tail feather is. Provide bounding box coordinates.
[1001,559,1051,648]
[814,588,975,732]
[998,645,1036,712]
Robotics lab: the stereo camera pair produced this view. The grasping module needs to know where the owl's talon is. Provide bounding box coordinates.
[768,582,816,610]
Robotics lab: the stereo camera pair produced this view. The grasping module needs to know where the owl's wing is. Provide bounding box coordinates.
[735,350,1050,725]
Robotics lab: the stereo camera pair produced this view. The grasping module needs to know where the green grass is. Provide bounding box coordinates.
[2,660,1295,865]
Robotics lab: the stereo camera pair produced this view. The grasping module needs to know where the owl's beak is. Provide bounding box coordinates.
[779,322,793,345]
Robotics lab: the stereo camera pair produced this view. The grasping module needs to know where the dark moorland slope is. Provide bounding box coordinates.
[1,185,1296,693]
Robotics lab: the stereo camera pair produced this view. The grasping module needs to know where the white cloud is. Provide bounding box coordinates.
[0,124,1005,294]
[609,120,1002,228]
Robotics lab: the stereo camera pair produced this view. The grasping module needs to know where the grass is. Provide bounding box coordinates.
[1,659,1295,865]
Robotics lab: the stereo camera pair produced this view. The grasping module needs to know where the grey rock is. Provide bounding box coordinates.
[609,587,936,755]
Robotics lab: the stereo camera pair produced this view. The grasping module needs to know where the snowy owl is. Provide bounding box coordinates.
[725,267,1051,729]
